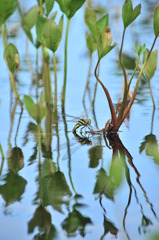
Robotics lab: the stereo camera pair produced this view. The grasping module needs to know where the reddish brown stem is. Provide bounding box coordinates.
[94,58,117,129]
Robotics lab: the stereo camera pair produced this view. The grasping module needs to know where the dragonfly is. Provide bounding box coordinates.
[62,108,93,133]
[72,118,92,133]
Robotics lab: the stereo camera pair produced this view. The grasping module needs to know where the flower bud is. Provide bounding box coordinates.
[102,26,112,48]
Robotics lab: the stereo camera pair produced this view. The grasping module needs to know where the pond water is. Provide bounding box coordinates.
[0,0,159,240]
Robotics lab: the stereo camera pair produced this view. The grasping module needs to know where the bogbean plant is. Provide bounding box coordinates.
[86,0,159,134]
[1,0,159,135]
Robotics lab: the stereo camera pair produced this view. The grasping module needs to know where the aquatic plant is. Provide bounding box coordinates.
[88,0,159,135]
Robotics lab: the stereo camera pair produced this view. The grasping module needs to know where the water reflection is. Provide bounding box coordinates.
[0,146,27,207]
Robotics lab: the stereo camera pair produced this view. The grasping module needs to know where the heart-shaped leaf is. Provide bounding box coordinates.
[0,0,17,25]
[144,49,158,81]
[36,15,63,52]
[4,43,20,73]
[153,5,159,37]
[23,5,40,30]
[24,92,47,124]
[55,0,86,19]
[85,32,97,55]
[122,0,141,28]
[45,0,54,16]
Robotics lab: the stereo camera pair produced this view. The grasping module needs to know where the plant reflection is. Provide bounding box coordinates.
[0,146,27,207]
[140,109,159,165]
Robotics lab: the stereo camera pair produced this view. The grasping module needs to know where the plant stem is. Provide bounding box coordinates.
[94,58,117,129]
[39,0,44,15]
[62,18,70,108]
[92,62,100,107]
[1,24,6,48]
[119,28,127,100]
[83,54,92,102]
[117,35,158,130]
[149,81,155,108]
[118,28,128,123]
[53,52,58,110]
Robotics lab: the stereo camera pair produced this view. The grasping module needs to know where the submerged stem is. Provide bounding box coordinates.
[62,18,70,107]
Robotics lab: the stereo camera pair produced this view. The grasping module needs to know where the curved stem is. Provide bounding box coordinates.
[94,58,117,129]
[62,18,70,107]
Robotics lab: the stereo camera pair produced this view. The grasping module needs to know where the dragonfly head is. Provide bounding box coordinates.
[87,119,91,125]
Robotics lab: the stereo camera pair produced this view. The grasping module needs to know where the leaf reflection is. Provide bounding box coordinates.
[42,171,72,212]
[62,208,92,237]
[28,205,57,239]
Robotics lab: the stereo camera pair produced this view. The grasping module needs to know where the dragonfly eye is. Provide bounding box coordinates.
[88,119,91,124]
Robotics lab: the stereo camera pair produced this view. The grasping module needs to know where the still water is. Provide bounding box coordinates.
[0,0,159,239]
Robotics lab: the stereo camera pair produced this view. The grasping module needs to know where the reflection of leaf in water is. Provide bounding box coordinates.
[42,171,72,212]
[89,146,102,168]
[0,171,27,206]
[23,122,38,146]
[93,168,115,201]
[109,155,124,188]
[62,208,92,237]
[7,147,24,173]
[139,134,159,165]
[101,215,118,239]
[28,205,56,238]
[138,214,152,235]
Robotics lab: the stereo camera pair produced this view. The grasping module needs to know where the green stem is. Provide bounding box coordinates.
[83,54,92,102]
[149,81,155,109]
[53,52,58,110]
[62,18,70,107]
[1,24,6,48]
[118,28,128,122]
[119,28,127,99]
[117,35,158,130]
[94,58,117,129]
[38,124,41,166]
[39,0,44,15]
[128,63,138,90]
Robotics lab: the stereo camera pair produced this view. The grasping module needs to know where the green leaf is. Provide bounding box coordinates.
[55,0,86,19]
[45,0,54,16]
[36,14,48,43]
[143,48,149,63]
[85,32,97,54]
[23,5,40,30]
[36,15,63,52]
[96,14,109,35]
[144,50,158,81]
[24,93,47,124]
[0,0,17,25]
[84,7,97,28]
[4,43,20,73]
[99,42,117,60]
[153,5,159,37]
[122,0,141,28]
